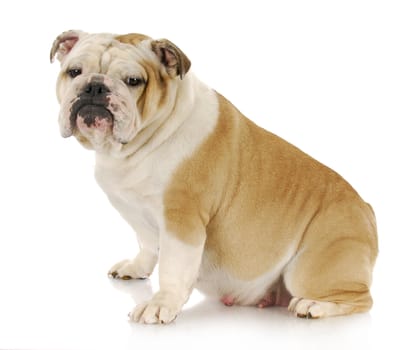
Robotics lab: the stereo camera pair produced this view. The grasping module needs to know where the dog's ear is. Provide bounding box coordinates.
[50,30,86,63]
[151,39,191,79]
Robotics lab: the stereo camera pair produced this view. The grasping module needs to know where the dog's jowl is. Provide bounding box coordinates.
[51,30,378,324]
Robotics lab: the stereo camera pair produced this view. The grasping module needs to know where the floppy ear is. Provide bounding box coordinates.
[50,30,86,63]
[151,39,191,79]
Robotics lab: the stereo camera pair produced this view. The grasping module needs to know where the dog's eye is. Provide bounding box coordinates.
[67,68,82,78]
[125,77,145,87]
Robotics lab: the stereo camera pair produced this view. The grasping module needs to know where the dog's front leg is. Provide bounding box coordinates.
[129,229,205,324]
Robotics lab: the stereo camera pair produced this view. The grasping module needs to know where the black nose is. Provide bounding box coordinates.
[83,82,110,97]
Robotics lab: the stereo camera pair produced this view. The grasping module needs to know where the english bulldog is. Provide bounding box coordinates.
[50,30,378,324]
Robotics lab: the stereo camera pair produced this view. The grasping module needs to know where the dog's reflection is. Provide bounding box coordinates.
[108,277,154,305]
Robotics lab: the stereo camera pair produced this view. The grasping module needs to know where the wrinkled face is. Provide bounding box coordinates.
[51,31,191,152]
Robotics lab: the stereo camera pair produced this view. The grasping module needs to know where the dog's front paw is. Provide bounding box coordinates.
[129,291,184,324]
[108,251,157,280]
[108,259,149,280]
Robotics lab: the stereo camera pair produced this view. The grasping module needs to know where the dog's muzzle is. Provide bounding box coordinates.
[70,81,114,129]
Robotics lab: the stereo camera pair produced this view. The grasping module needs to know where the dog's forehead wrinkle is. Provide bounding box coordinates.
[104,46,149,80]
[100,50,112,73]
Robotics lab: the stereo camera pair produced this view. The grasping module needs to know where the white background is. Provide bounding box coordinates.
[0,0,412,349]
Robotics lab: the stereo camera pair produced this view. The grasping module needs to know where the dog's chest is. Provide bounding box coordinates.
[94,156,174,238]
[95,152,175,214]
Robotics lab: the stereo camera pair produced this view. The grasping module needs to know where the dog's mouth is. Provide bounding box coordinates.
[70,100,114,132]
[76,104,113,127]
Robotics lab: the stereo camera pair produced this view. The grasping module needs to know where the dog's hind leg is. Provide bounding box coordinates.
[283,200,378,318]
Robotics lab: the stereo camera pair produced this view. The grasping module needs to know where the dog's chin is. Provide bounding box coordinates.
[73,105,114,148]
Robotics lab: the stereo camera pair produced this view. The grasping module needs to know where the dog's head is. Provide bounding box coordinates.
[50,30,191,151]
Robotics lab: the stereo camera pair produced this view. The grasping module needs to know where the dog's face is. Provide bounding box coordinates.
[50,31,191,151]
